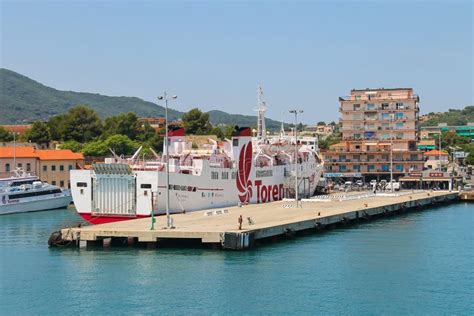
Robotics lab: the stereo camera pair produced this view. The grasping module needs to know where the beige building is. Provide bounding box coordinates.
[0,147,84,188]
[322,88,424,181]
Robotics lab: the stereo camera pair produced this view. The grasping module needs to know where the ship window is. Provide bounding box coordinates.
[5,163,10,172]
[8,188,62,199]
[43,165,47,172]
[60,165,64,171]
[141,184,152,189]
[76,182,87,187]
[211,171,219,180]
[231,172,237,179]
[233,139,239,147]
[222,172,229,179]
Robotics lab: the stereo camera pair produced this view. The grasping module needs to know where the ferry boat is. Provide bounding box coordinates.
[70,89,324,224]
[0,170,72,215]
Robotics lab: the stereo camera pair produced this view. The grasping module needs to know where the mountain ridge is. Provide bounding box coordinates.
[0,68,284,130]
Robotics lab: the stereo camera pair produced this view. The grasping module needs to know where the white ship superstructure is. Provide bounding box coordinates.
[0,170,72,215]
[70,89,324,224]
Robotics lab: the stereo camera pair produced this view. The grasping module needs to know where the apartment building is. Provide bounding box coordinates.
[322,88,425,181]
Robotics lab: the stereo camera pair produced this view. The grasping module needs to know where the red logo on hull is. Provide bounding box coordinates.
[236,141,253,203]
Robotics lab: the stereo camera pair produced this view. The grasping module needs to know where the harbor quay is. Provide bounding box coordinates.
[53,190,459,250]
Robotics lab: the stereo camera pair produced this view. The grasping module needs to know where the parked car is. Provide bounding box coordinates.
[355,180,364,187]
[386,180,400,191]
[463,184,473,191]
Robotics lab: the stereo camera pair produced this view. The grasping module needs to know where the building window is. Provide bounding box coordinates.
[381,165,389,172]
[69,165,73,170]
[68,181,71,189]
[353,104,361,110]
[368,165,375,171]
[339,165,347,172]
[395,112,404,120]
[381,113,390,120]
[52,181,56,185]
[396,165,403,171]
[5,163,10,172]
[366,103,375,110]
[26,163,31,171]
[354,165,360,172]
[396,102,404,109]
[381,103,389,110]
[52,165,56,171]
[60,165,64,171]
[396,122,404,129]
[60,180,64,187]
[43,165,47,172]
[18,163,22,169]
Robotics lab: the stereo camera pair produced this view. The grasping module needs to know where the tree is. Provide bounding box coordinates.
[104,134,139,156]
[47,114,67,141]
[103,112,143,140]
[82,140,108,157]
[210,126,224,139]
[59,140,82,152]
[0,126,13,141]
[317,121,326,126]
[61,105,103,142]
[82,135,138,157]
[181,108,212,135]
[223,125,237,139]
[318,132,341,149]
[24,121,51,144]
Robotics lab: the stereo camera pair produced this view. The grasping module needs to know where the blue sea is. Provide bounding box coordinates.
[1,203,473,315]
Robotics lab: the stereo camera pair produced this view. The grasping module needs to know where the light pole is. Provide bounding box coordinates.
[157,92,177,229]
[289,109,303,207]
[390,114,394,193]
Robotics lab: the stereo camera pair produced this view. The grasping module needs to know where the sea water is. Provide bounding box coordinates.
[1,203,473,315]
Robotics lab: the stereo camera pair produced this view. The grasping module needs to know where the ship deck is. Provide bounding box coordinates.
[59,190,459,250]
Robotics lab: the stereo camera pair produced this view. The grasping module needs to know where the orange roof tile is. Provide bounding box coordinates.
[0,147,83,160]
[0,125,31,134]
[424,149,448,156]
[0,147,37,158]
[36,149,84,160]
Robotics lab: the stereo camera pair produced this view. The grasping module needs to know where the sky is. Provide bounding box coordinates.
[1,0,473,123]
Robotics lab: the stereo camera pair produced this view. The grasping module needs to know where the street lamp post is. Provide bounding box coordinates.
[390,115,394,193]
[289,109,303,207]
[157,92,177,229]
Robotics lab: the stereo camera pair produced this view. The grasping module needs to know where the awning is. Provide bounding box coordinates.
[399,178,420,182]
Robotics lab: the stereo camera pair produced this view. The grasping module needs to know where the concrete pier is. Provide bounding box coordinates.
[58,191,459,250]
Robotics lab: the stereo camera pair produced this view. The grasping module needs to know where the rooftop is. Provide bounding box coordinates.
[0,147,84,160]
[423,149,449,156]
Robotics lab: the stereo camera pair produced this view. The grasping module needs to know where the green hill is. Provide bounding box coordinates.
[0,68,284,130]
[421,106,474,126]
[0,68,182,124]
[208,110,284,130]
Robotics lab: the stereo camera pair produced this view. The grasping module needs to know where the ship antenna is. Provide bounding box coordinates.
[280,110,285,139]
[255,85,267,141]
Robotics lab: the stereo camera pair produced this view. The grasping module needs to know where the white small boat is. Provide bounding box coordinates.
[0,170,72,215]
